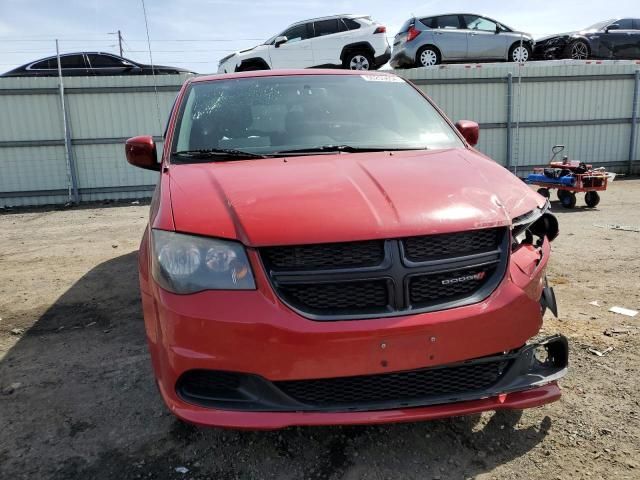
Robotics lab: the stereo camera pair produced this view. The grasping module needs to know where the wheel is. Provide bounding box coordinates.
[537,188,550,198]
[560,191,577,208]
[344,51,373,70]
[415,46,440,67]
[568,40,589,60]
[585,191,600,208]
[557,189,569,201]
[509,43,532,63]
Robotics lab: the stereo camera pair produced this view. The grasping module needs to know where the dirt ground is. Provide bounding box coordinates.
[1,180,639,480]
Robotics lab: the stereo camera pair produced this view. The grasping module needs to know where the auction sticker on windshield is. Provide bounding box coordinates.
[360,74,404,82]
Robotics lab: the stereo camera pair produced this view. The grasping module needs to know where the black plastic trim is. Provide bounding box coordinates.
[374,49,391,67]
[235,58,270,72]
[340,42,375,61]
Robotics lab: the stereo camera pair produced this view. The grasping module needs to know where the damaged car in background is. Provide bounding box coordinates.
[534,17,640,60]
[125,69,567,429]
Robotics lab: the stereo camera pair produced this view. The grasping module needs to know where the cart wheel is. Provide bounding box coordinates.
[585,191,600,208]
[557,189,568,201]
[537,188,550,198]
[560,191,576,208]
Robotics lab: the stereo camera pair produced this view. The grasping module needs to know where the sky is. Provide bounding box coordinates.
[0,0,636,74]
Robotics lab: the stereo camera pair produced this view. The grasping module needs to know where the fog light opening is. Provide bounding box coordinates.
[534,346,550,366]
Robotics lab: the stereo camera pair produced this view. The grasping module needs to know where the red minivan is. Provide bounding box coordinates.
[126,70,567,429]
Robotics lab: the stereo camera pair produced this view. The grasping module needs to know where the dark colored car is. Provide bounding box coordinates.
[1,52,195,77]
[124,69,567,429]
[534,18,640,60]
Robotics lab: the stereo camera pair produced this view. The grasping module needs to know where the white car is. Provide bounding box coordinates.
[218,14,391,73]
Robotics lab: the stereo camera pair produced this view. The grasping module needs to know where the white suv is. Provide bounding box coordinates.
[218,15,390,73]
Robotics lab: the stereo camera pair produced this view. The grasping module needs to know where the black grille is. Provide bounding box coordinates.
[276,360,509,407]
[260,228,507,320]
[403,229,500,262]
[279,280,389,313]
[409,267,495,306]
[261,240,384,270]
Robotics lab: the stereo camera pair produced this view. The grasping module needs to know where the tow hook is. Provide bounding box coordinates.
[540,276,558,317]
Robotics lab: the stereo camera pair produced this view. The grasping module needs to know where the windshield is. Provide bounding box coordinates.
[585,19,615,30]
[171,74,463,160]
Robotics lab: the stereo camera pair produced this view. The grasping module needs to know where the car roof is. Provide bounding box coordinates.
[34,51,124,59]
[191,69,399,83]
[24,52,128,65]
[414,12,487,18]
[289,13,368,25]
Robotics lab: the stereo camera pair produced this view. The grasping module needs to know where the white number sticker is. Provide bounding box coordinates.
[360,74,404,82]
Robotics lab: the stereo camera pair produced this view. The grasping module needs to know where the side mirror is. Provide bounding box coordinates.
[274,36,288,48]
[125,135,160,171]
[495,25,501,34]
[605,24,620,32]
[455,120,479,146]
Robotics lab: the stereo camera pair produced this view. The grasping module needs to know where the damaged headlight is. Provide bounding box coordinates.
[511,200,559,250]
[151,229,256,294]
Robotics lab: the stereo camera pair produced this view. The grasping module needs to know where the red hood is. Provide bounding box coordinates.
[167,148,543,246]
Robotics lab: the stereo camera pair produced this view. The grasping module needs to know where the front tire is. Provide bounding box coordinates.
[560,191,577,209]
[344,51,373,70]
[415,46,440,67]
[557,189,569,202]
[567,40,589,60]
[585,191,600,208]
[509,43,532,63]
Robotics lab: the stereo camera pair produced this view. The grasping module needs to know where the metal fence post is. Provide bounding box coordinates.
[56,39,80,204]
[629,70,640,176]
[506,73,513,170]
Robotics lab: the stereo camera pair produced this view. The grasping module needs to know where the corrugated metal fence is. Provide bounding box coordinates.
[0,75,183,206]
[1,61,639,207]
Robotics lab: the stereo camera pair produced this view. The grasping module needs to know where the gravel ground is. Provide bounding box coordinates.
[0,180,639,480]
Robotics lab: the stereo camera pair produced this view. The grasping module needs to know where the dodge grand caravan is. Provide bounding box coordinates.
[126,69,567,429]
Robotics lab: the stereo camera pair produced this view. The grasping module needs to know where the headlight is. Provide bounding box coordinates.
[511,200,559,250]
[151,229,256,293]
[218,53,235,66]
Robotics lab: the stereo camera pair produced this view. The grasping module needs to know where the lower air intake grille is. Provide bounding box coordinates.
[275,359,509,407]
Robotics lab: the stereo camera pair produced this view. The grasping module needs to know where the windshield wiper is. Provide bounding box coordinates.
[171,148,268,161]
[273,145,425,155]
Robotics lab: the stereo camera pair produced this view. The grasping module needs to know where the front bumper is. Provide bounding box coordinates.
[139,231,565,428]
[533,43,567,60]
[174,335,568,414]
[163,382,562,430]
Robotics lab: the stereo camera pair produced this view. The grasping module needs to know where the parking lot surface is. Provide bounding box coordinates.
[1,180,639,479]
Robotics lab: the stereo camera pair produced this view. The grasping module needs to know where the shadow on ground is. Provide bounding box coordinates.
[1,252,552,480]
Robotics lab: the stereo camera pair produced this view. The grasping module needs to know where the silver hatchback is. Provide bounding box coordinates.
[391,13,534,68]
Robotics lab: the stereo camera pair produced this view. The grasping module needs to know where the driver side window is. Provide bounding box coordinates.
[281,23,312,43]
[614,19,633,30]
[463,15,498,32]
